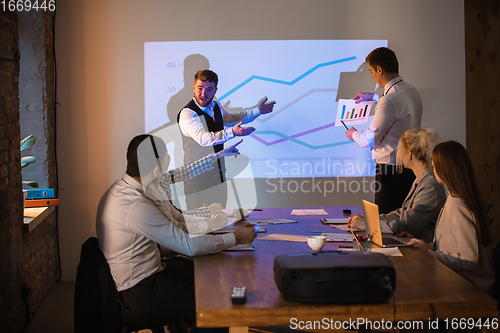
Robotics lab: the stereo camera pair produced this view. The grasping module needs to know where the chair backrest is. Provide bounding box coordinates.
[484,202,495,225]
[492,241,500,308]
[485,202,493,214]
[74,237,122,333]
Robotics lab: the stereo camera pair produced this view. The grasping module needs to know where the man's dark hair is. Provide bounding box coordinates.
[194,69,218,86]
[366,47,399,74]
[126,134,167,178]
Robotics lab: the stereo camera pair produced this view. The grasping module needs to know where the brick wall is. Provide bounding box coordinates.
[19,9,60,323]
[0,9,24,333]
[0,10,59,332]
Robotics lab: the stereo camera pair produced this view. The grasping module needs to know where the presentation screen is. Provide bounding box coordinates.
[145,40,387,179]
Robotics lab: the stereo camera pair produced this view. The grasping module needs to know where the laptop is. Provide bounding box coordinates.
[362,200,413,248]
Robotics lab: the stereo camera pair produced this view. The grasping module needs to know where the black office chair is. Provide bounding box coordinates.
[74,237,186,333]
[485,202,494,214]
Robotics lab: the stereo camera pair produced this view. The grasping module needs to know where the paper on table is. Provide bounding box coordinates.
[291,209,328,215]
[371,247,403,256]
[257,234,308,242]
[339,247,403,256]
[321,232,355,242]
[254,219,297,225]
[224,243,255,251]
[332,224,363,232]
[213,226,266,233]
[321,218,350,224]
[222,208,260,216]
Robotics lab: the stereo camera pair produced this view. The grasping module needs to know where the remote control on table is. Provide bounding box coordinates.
[231,286,246,304]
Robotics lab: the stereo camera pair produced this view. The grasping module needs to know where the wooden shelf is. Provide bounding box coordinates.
[23,206,55,233]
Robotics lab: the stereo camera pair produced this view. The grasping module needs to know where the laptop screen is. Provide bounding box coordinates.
[362,200,383,247]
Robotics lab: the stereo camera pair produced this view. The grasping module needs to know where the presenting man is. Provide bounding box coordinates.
[96,134,257,327]
[178,69,275,209]
[345,47,422,214]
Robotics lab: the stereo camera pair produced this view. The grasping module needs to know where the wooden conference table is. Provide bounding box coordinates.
[194,206,497,332]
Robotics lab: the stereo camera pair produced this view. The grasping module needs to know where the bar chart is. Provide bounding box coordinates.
[335,99,375,126]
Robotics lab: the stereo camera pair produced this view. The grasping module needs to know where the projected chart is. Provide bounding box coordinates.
[335,99,375,126]
[145,40,387,178]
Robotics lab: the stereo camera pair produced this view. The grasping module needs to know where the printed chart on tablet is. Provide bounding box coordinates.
[145,40,387,178]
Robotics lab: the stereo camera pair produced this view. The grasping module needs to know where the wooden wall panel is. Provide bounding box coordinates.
[465,0,500,245]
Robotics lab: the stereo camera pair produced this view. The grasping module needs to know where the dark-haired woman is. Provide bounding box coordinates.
[409,141,495,293]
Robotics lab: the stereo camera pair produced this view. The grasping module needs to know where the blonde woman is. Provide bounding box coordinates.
[348,128,446,242]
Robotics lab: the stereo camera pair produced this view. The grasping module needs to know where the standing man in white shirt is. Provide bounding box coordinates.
[178,70,276,209]
[345,47,423,214]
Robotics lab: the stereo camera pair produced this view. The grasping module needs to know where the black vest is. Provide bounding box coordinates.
[177,100,225,181]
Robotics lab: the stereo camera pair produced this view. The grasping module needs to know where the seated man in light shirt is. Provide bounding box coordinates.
[96,134,256,329]
[345,47,423,214]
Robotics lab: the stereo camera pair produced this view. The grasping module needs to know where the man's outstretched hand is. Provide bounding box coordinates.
[215,139,243,159]
[232,121,255,137]
[257,96,276,115]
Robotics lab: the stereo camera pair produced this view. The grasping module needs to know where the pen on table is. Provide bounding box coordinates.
[305,230,327,233]
[341,120,349,130]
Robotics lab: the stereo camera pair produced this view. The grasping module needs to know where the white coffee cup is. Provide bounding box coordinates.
[307,235,326,251]
[233,208,248,220]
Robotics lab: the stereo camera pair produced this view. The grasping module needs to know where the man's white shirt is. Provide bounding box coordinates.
[178,98,260,147]
[352,76,423,164]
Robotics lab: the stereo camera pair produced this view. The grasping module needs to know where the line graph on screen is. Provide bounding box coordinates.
[145,39,387,177]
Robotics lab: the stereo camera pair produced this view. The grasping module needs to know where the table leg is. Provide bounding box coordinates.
[229,326,248,333]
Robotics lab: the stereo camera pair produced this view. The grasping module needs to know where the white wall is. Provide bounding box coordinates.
[19,10,48,189]
[56,0,465,280]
